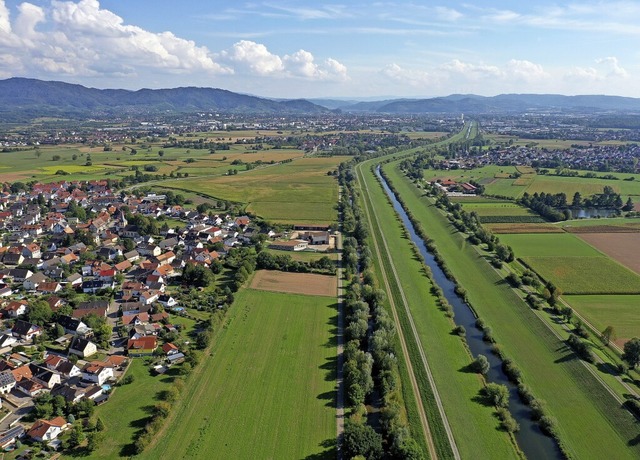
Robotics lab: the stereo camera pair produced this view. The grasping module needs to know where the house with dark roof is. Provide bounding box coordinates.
[57,315,90,336]
[69,337,97,358]
[0,370,16,394]
[12,320,42,340]
[0,425,24,449]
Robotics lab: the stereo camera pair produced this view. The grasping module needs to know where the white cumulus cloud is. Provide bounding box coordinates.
[0,0,347,85]
[219,40,348,81]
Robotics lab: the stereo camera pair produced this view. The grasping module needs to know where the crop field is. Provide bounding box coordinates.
[173,157,345,225]
[563,295,640,346]
[485,223,565,234]
[521,256,640,294]
[142,288,337,460]
[577,232,640,274]
[478,215,546,223]
[381,161,640,459]
[559,217,640,233]
[250,270,337,297]
[498,233,603,257]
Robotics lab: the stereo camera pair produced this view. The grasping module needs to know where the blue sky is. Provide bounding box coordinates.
[0,0,639,98]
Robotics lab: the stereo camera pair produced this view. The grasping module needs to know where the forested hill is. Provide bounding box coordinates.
[3,77,640,117]
[335,93,640,113]
[0,77,328,115]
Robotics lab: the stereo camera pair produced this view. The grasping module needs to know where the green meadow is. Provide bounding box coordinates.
[142,288,337,460]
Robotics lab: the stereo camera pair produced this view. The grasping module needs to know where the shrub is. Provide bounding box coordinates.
[472,354,490,375]
[483,383,509,408]
[453,325,466,336]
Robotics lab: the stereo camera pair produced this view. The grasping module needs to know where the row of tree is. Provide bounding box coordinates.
[339,160,424,459]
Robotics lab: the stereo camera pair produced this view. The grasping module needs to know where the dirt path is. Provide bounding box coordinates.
[336,204,345,459]
[357,161,454,460]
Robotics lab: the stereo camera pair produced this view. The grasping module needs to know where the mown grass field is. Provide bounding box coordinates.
[521,256,640,294]
[382,161,640,460]
[564,295,640,345]
[498,233,640,294]
[142,288,337,460]
[358,160,518,459]
[461,202,534,216]
[498,233,603,257]
[172,157,345,224]
[265,246,339,262]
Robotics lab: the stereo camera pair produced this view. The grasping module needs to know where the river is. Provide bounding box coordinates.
[376,166,563,460]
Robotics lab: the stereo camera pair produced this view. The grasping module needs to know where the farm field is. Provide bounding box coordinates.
[250,270,337,296]
[559,217,640,232]
[171,157,345,225]
[461,202,534,216]
[381,161,640,459]
[499,233,640,294]
[577,232,640,275]
[264,246,339,262]
[498,233,603,257]
[521,256,640,294]
[357,158,518,459]
[142,288,337,460]
[426,165,640,200]
[563,295,640,346]
[485,223,564,233]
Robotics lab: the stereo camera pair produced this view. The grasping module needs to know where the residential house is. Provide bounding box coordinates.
[140,290,159,305]
[162,342,179,356]
[26,417,68,442]
[0,426,24,449]
[157,294,177,308]
[0,370,16,394]
[30,365,61,389]
[7,268,33,282]
[15,378,44,397]
[81,362,113,386]
[12,320,42,340]
[2,300,28,318]
[127,336,157,356]
[66,273,83,288]
[36,281,62,294]
[57,316,91,336]
[23,272,48,291]
[123,250,140,262]
[69,337,97,358]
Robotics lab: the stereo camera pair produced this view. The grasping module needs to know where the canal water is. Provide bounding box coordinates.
[568,208,618,219]
[375,166,563,460]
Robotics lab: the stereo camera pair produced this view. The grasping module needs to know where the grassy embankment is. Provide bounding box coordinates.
[356,160,519,459]
[382,161,640,459]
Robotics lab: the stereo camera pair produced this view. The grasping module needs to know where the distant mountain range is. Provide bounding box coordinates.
[0,77,328,116]
[2,77,640,116]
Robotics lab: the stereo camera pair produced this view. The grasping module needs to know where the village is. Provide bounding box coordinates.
[0,177,337,455]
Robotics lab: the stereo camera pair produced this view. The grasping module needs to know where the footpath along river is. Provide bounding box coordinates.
[376,166,563,460]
